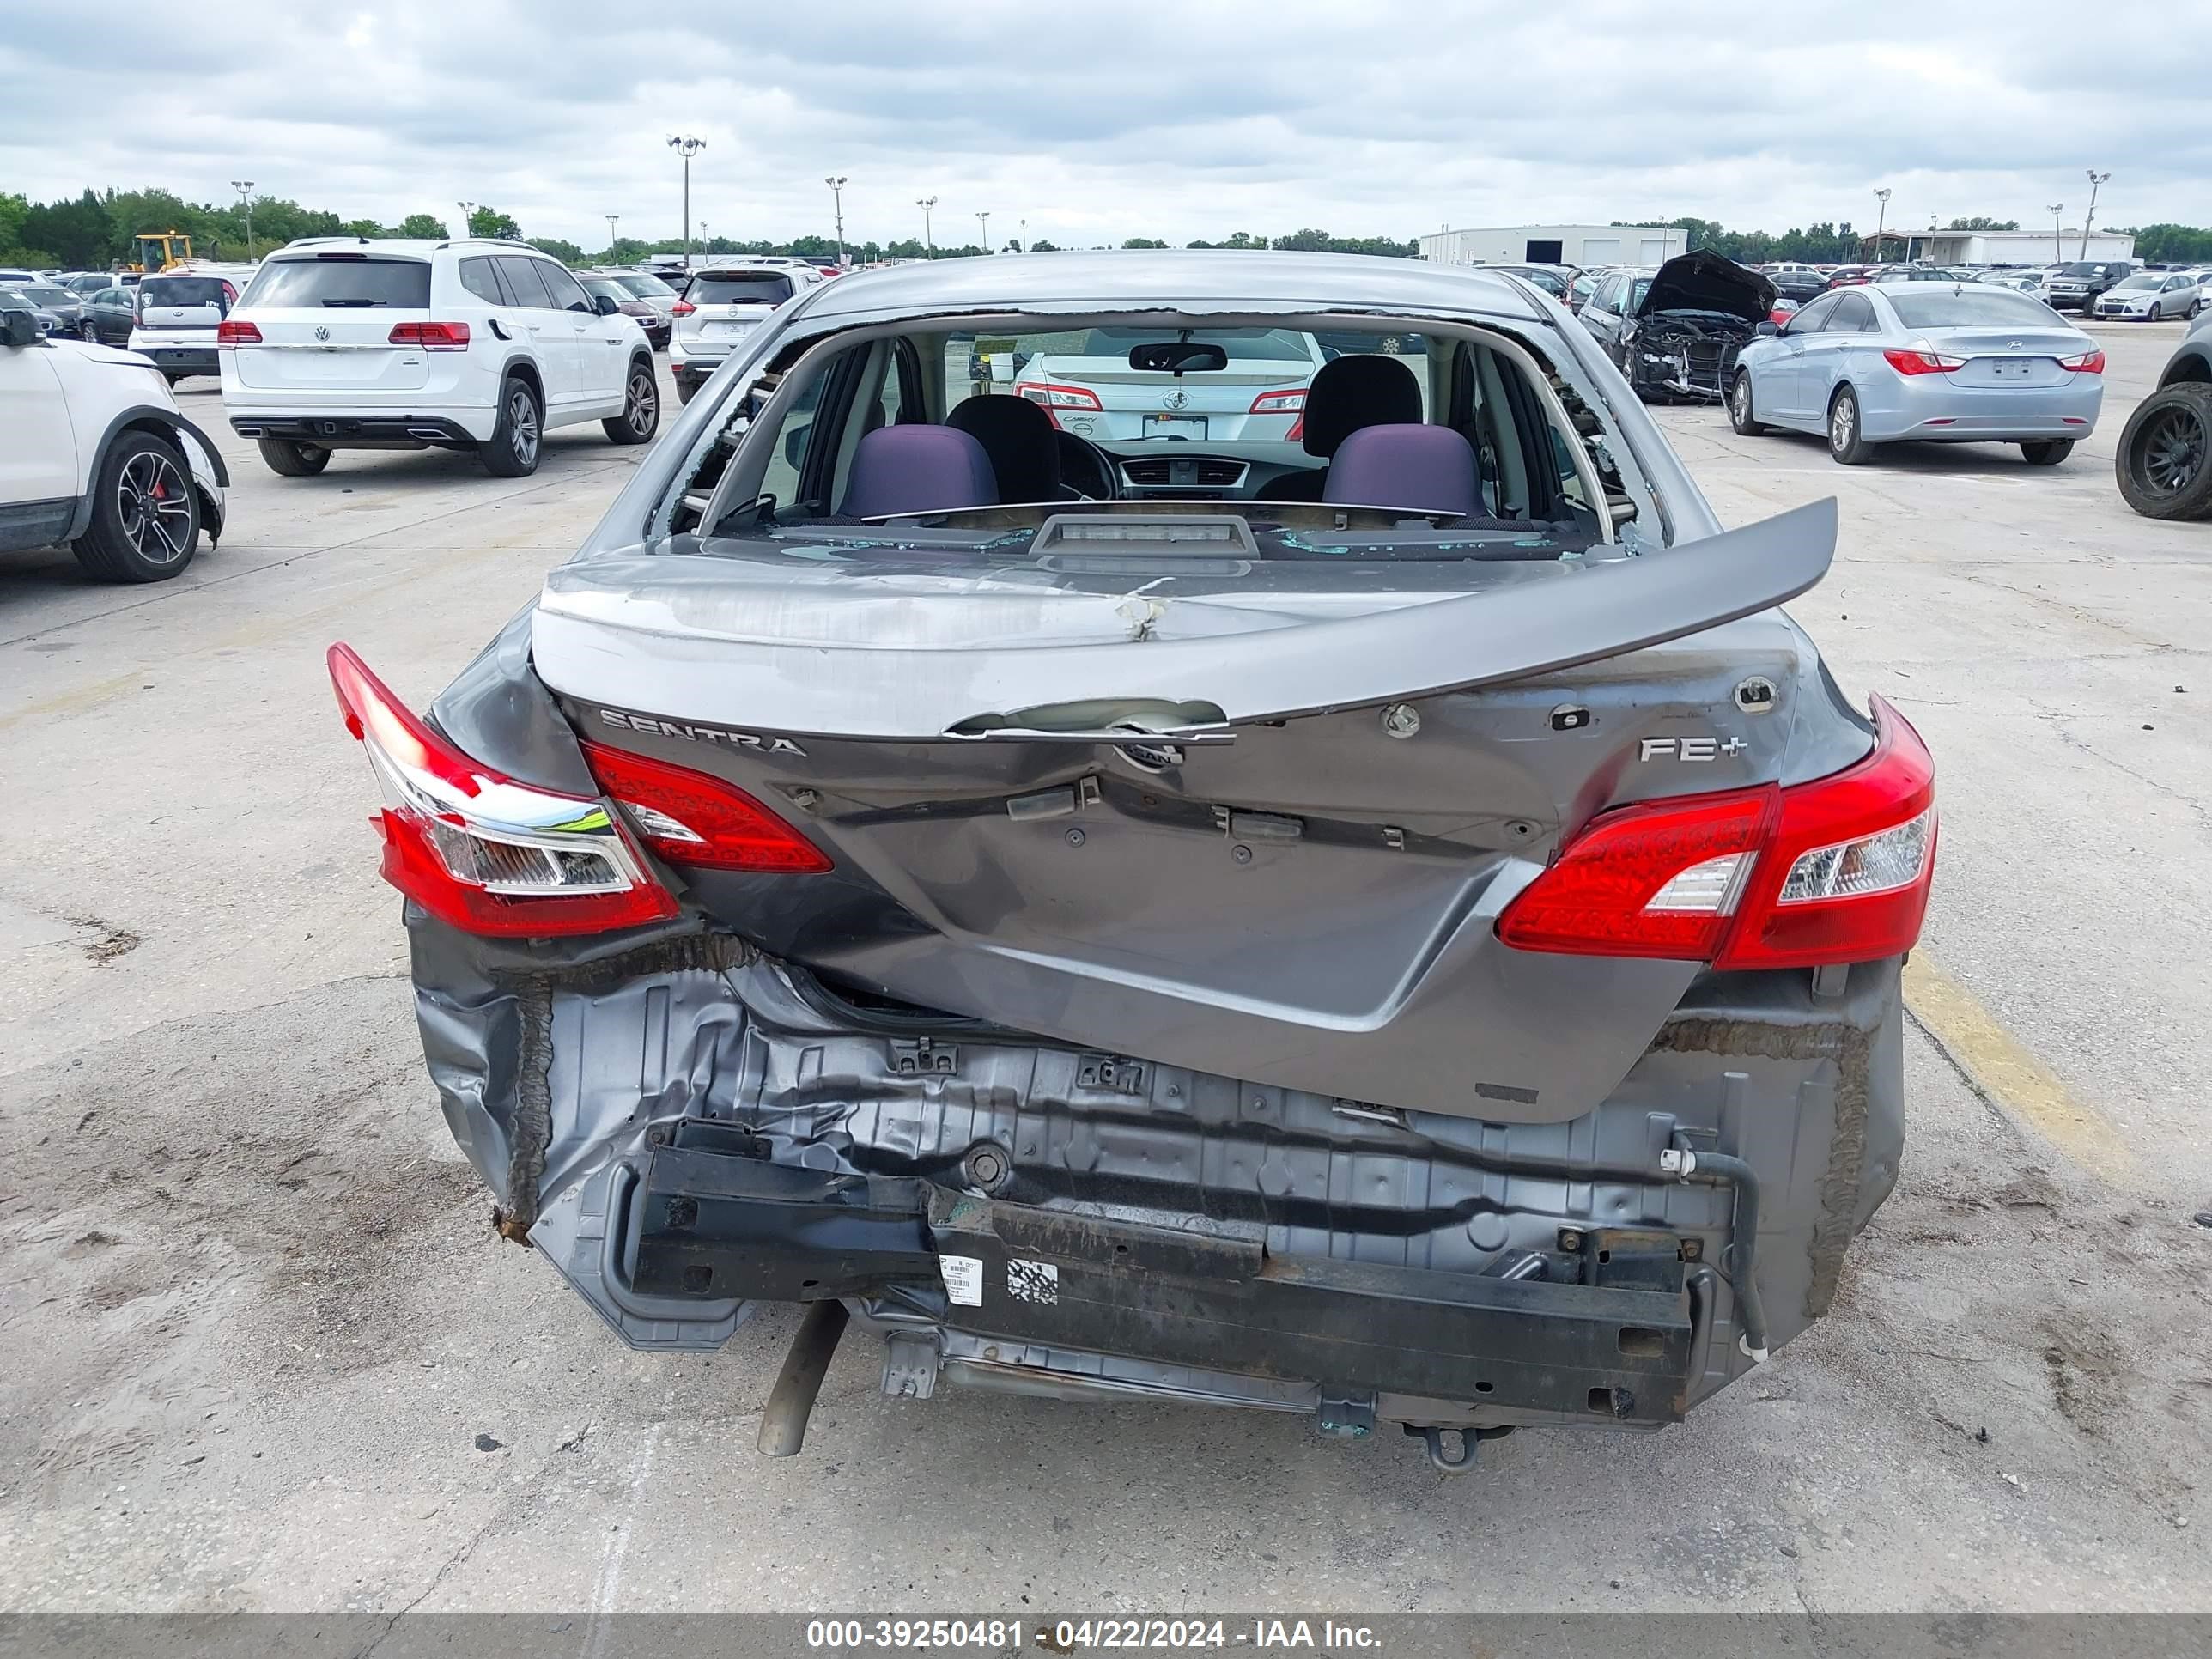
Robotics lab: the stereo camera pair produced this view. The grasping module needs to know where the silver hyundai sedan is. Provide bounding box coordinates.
[1729,281,2103,465]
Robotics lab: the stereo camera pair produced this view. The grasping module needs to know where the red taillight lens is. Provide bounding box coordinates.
[579,739,832,874]
[1498,698,1936,970]
[327,644,679,938]
[388,321,471,350]
[670,300,696,316]
[1249,388,1306,415]
[216,319,261,346]
[1882,347,1966,376]
[1497,788,1771,959]
[1717,698,1936,969]
[1012,380,1103,410]
[2059,348,2105,374]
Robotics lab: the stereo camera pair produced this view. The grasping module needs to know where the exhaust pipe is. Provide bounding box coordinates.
[405,426,449,441]
[756,1300,849,1458]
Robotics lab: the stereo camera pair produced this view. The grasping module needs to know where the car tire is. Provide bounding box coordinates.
[1728,371,1766,435]
[480,375,544,477]
[258,436,331,477]
[1827,386,1873,465]
[2020,440,2073,466]
[675,376,698,406]
[70,428,201,584]
[2115,382,2212,520]
[78,321,96,342]
[602,359,660,445]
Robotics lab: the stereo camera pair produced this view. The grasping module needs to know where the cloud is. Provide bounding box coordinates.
[1,0,2202,251]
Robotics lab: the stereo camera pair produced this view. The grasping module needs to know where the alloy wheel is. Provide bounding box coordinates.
[115,450,192,567]
[626,369,657,437]
[1832,396,1855,449]
[1731,377,1750,424]
[510,389,539,465]
[2138,404,2207,498]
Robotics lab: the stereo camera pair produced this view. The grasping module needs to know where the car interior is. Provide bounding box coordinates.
[669,317,1631,562]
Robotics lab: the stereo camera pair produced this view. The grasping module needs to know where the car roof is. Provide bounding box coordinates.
[794,249,1551,323]
[270,237,559,261]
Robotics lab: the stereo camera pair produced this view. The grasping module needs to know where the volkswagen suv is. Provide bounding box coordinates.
[220,238,660,477]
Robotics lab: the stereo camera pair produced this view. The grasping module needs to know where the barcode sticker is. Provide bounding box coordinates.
[939,1255,984,1306]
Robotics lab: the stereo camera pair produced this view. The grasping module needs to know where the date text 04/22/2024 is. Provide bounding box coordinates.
[803,1619,1383,1650]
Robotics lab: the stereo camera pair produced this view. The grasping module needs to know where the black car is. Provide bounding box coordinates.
[9,280,87,333]
[1767,269,1827,302]
[578,274,671,349]
[78,285,139,345]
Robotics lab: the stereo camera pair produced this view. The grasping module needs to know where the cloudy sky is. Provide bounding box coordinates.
[3,0,2202,250]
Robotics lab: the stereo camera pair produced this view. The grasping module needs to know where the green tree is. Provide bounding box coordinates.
[529,234,586,264]
[1121,236,1168,249]
[1028,238,1060,252]
[466,205,523,240]
[1947,216,2020,232]
[397,212,449,239]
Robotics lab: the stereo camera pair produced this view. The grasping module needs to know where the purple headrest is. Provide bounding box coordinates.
[840,424,999,519]
[1322,423,1480,517]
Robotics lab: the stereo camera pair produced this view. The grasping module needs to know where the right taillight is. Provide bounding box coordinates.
[1498,697,1936,970]
[389,320,471,349]
[1013,380,1103,410]
[2059,348,2105,374]
[216,319,261,346]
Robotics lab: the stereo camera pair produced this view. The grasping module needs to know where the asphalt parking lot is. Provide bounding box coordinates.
[2,325,2208,1615]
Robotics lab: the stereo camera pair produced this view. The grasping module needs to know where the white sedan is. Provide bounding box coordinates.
[1013,326,1325,442]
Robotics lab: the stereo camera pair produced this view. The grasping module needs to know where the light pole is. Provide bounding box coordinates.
[699,220,709,254]
[825,176,848,264]
[2081,169,2110,258]
[977,210,990,253]
[667,135,706,265]
[1872,187,1890,264]
[1018,216,1027,252]
[605,213,619,256]
[458,201,475,238]
[230,179,255,260]
[2046,204,2064,262]
[916,197,937,258]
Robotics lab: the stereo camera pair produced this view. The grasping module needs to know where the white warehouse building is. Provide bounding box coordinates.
[1418,224,1687,269]
[1910,228,2135,266]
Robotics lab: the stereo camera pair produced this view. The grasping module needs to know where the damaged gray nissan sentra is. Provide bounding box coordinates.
[328,252,1935,1474]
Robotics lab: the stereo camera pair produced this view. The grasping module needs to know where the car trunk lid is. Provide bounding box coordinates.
[228,254,434,391]
[1929,328,2083,387]
[532,501,1838,1122]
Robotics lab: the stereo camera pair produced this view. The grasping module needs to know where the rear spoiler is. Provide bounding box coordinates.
[532,499,1838,739]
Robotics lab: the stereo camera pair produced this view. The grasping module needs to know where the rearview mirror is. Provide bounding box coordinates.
[0,309,39,349]
[1128,340,1229,375]
[593,294,621,315]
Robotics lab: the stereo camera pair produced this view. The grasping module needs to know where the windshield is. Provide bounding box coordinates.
[2057,264,2107,276]
[1067,327,1317,362]
[241,258,431,308]
[2108,274,2160,291]
[687,270,796,305]
[615,272,675,299]
[672,316,1619,568]
[1887,289,2066,328]
[21,283,72,305]
[580,277,629,302]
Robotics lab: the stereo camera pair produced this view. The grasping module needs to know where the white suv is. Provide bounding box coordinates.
[0,291,227,582]
[669,263,824,403]
[220,238,659,477]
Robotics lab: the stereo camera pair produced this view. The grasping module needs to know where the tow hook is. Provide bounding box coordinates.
[1407,1424,1512,1475]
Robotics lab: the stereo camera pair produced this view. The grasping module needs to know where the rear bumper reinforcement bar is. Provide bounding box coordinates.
[556,1139,1698,1425]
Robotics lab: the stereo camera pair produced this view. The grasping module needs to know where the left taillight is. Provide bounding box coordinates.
[216,319,260,346]
[388,321,471,349]
[1498,697,1936,970]
[327,643,679,937]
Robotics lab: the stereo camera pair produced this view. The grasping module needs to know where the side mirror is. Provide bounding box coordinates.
[593,294,621,315]
[0,309,39,348]
[1756,321,1780,337]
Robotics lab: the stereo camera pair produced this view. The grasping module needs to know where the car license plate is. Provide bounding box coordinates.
[705,321,752,337]
[1144,414,1208,440]
[1990,361,2032,378]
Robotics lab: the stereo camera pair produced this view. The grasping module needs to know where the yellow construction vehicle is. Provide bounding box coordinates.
[128,232,195,273]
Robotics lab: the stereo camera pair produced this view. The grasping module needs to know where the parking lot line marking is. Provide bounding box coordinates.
[1903,954,2136,1182]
